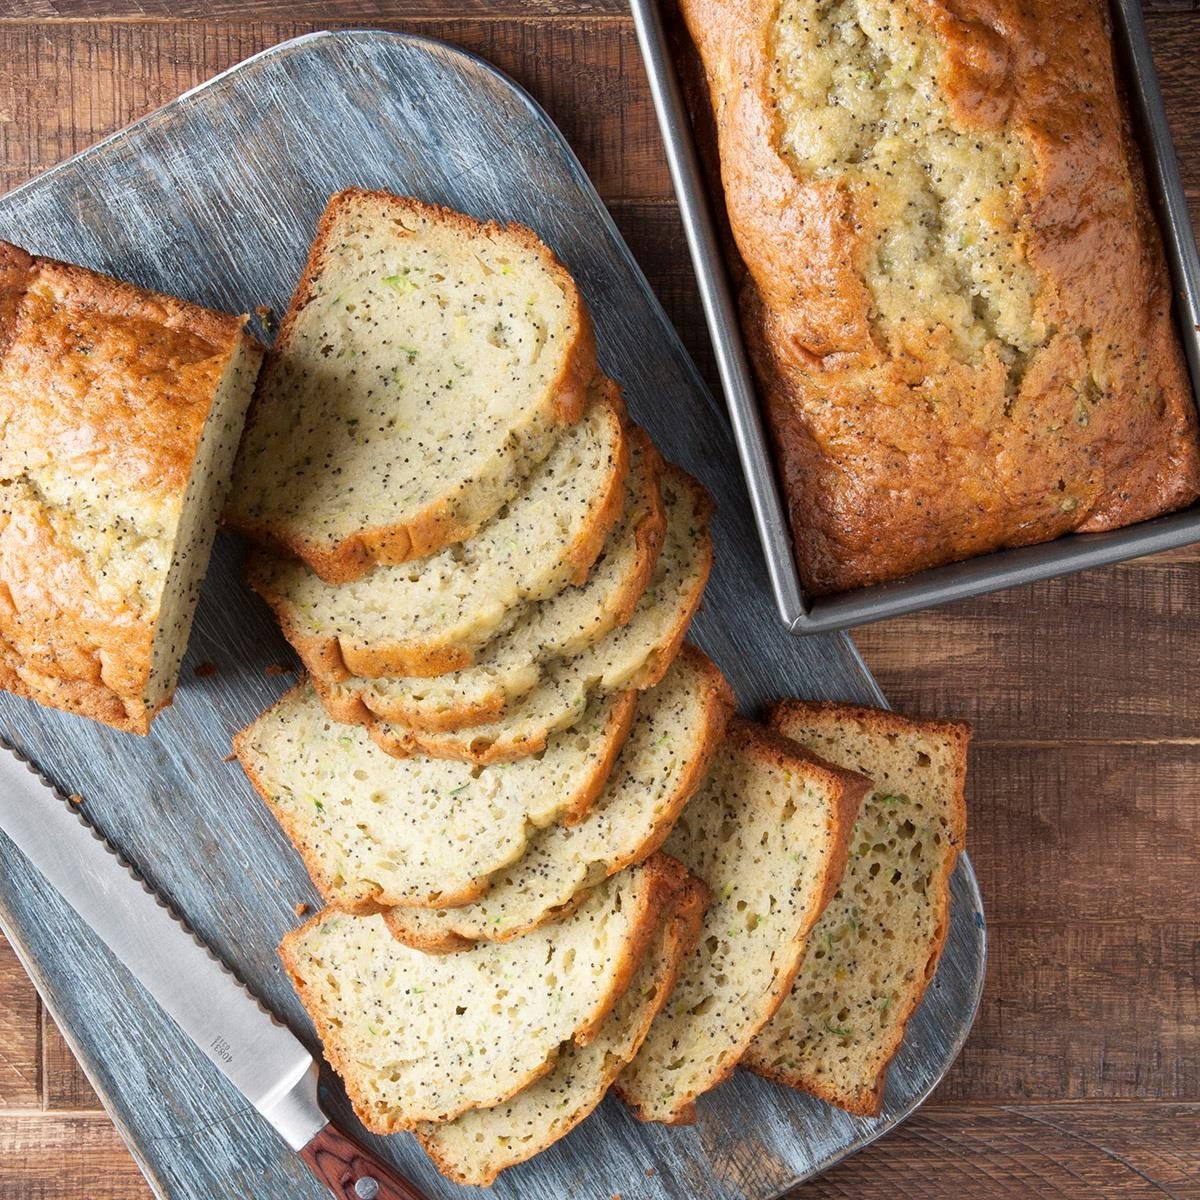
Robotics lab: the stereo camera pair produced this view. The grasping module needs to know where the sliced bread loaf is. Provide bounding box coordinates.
[319,428,665,730]
[234,680,635,911]
[354,465,713,763]
[415,870,709,1187]
[227,189,598,582]
[384,646,733,950]
[614,721,870,1124]
[279,854,687,1133]
[743,702,969,1116]
[246,382,627,680]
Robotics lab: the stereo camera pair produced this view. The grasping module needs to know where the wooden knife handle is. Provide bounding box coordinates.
[300,1122,432,1200]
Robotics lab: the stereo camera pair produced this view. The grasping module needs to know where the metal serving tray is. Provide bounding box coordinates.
[0,30,985,1200]
[631,0,1200,634]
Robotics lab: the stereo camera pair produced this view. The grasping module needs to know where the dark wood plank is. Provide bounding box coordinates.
[854,552,1200,742]
[966,743,1199,924]
[0,20,670,201]
[792,1103,1200,1198]
[941,919,1198,1101]
[0,1115,153,1199]
[0,935,41,1110]
[40,1010,101,1111]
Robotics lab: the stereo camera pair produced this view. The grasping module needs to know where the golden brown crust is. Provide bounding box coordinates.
[245,382,629,684]
[231,189,599,583]
[0,240,259,733]
[751,699,970,1114]
[681,0,1200,594]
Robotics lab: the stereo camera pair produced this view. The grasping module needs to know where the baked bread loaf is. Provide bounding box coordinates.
[280,855,687,1133]
[0,242,262,733]
[234,680,635,911]
[680,0,1200,593]
[228,189,597,582]
[615,721,869,1123]
[354,465,713,763]
[415,871,709,1187]
[385,646,733,951]
[319,428,665,730]
[246,383,627,680]
[744,701,969,1116]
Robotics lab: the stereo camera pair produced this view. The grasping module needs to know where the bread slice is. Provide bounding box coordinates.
[384,646,733,951]
[227,189,598,582]
[743,702,969,1116]
[279,855,686,1133]
[614,721,870,1123]
[319,428,665,730]
[0,241,263,733]
[233,680,635,911]
[354,465,713,763]
[246,382,627,680]
[415,870,710,1187]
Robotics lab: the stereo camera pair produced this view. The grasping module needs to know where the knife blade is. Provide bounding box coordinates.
[0,742,429,1200]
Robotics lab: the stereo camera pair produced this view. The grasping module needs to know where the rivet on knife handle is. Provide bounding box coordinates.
[300,1124,431,1200]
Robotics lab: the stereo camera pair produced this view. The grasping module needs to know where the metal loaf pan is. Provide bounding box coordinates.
[631,0,1200,634]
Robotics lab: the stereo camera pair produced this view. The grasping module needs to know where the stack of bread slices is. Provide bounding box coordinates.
[231,189,970,1187]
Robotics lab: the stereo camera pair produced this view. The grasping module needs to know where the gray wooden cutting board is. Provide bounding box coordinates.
[0,31,986,1200]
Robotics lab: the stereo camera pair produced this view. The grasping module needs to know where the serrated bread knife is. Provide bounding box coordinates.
[0,743,430,1200]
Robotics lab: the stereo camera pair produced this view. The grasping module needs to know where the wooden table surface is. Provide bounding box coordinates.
[1,1,1198,1197]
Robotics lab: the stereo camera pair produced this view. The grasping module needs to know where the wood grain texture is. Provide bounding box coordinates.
[0,1115,153,1199]
[804,1104,1200,1197]
[0,935,40,1109]
[0,3,1197,1198]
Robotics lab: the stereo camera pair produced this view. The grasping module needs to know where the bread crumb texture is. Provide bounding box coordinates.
[745,702,968,1115]
[236,680,635,910]
[228,190,596,580]
[279,860,676,1134]
[247,383,626,680]
[0,241,259,731]
[384,646,732,950]
[616,722,863,1123]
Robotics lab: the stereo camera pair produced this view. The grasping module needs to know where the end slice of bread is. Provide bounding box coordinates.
[320,427,666,730]
[355,465,713,764]
[384,645,733,950]
[246,382,627,679]
[743,702,969,1116]
[228,189,597,581]
[614,721,870,1124]
[279,854,687,1133]
[0,241,263,733]
[234,680,635,911]
[415,868,710,1187]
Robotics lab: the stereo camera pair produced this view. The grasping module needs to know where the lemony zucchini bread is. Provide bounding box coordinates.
[616,721,870,1123]
[228,189,597,582]
[234,680,635,911]
[744,701,968,1116]
[0,242,262,733]
[280,855,687,1133]
[384,645,733,950]
[415,870,709,1187]
[681,0,1200,593]
[246,381,627,680]
[319,428,665,730]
